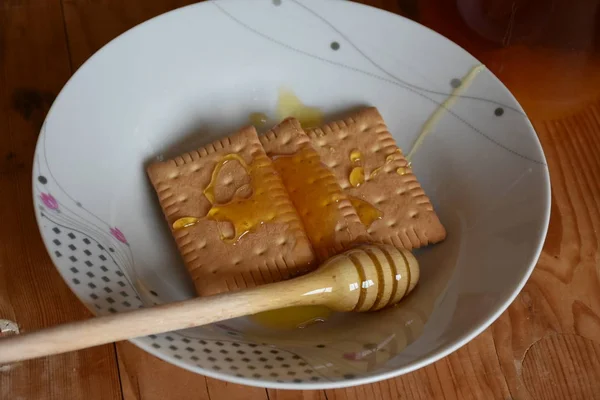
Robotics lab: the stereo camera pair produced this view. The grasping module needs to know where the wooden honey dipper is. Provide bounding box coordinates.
[0,244,419,364]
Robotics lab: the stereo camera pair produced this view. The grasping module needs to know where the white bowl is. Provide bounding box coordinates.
[33,0,550,389]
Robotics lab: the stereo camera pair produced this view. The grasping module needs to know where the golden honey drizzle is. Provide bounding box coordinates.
[248,112,268,127]
[172,153,277,244]
[272,146,344,259]
[344,149,384,228]
[349,196,383,228]
[349,167,365,187]
[248,88,323,131]
[203,154,246,205]
[358,149,405,181]
[172,217,200,230]
[406,64,484,162]
[276,89,323,129]
[369,165,383,178]
[206,155,278,243]
[350,148,362,163]
[369,152,400,179]
[251,305,332,330]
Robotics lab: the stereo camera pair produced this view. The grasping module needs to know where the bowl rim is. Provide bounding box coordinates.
[31,0,551,390]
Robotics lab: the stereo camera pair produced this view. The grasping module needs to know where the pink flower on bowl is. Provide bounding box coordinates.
[110,227,128,244]
[40,193,59,210]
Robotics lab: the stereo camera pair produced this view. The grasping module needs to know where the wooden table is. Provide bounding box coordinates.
[1,0,599,398]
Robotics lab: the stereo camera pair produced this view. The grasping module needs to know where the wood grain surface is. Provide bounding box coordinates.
[1,0,599,399]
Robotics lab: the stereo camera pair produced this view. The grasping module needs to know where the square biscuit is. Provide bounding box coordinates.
[306,108,446,249]
[260,118,369,261]
[147,126,316,296]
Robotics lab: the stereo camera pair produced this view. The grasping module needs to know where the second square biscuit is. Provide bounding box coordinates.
[260,118,369,261]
